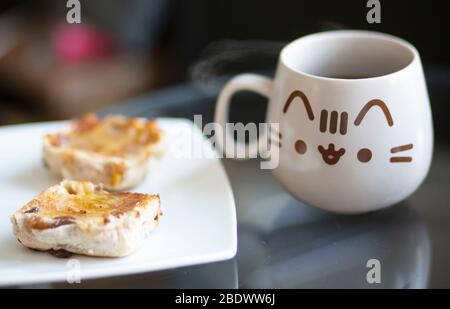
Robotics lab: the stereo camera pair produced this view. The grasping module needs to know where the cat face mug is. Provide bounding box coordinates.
[215,30,433,214]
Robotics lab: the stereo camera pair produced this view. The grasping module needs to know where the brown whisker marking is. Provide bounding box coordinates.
[268,126,281,140]
[330,111,338,134]
[340,112,348,135]
[268,139,282,148]
[391,144,413,153]
[390,157,412,163]
[320,110,328,133]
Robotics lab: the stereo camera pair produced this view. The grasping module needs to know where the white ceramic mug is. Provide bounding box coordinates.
[215,30,433,214]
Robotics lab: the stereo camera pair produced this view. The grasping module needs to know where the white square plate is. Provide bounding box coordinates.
[0,118,237,286]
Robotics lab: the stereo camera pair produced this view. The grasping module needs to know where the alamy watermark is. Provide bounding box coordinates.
[166,115,280,170]
[366,0,381,24]
[64,253,381,285]
[66,0,81,24]
[66,258,81,284]
[366,258,381,284]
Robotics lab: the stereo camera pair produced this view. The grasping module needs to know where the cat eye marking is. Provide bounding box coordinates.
[283,90,315,120]
[295,140,307,154]
[354,99,394,127]
[357,148,372,163]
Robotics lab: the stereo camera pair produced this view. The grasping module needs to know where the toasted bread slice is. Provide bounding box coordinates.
[43,113,164,190]
[11,180,161,257]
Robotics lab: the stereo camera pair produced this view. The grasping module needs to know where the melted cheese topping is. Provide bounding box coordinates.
[47,114,161,157]
[21,181,156,229]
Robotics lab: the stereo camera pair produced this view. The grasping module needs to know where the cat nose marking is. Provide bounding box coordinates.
[318,143,346,165]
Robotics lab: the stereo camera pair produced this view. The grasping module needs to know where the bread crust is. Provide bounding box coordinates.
[43,114,164,190]
[11,180,161,257]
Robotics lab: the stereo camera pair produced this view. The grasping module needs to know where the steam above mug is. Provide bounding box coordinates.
[215,30,433,214]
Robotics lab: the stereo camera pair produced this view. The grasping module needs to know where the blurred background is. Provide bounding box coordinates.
[0,0,448,139]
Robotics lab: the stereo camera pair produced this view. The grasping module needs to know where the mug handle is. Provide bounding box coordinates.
[214,73,273,159]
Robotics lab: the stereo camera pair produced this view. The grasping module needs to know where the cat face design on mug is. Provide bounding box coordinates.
[276,90,414,166]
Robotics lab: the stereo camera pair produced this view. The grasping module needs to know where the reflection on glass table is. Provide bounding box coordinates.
[226,160,431,289]
[31,259,238,289]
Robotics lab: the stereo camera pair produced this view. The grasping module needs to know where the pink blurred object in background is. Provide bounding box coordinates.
[51,24,116,63]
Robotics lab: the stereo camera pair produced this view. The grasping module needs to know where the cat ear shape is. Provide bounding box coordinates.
[283,90,315,121]
[354,99,394,127]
